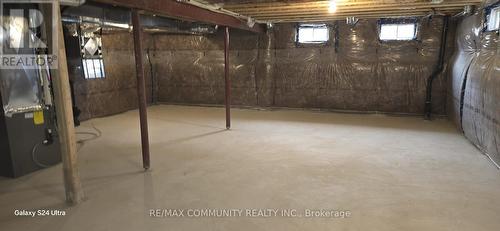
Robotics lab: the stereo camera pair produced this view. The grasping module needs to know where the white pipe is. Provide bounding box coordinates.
[181,0,267,24]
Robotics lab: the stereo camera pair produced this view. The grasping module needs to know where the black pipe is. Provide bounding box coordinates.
[425,16,449,120]
[69,80,81,127]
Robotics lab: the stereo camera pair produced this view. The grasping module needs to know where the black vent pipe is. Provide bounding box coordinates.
[425,16,449,120]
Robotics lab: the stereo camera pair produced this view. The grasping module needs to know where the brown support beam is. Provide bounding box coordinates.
[91,0,265,33]
[224,27,231,129]
[132,10,151,170]
[53,2,84,204]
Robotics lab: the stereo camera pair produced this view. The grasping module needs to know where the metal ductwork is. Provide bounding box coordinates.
[62,2,217,35]
[61,0,86,7]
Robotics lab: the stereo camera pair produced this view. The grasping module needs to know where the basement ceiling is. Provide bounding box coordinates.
[203,0,483,23]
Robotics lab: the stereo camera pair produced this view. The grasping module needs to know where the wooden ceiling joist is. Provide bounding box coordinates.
[222,0,479,9]
[250,7,464,18]
[253,9,463,20]
[231,3,476,14]
[217,0,482,23]
[260,12,456,22]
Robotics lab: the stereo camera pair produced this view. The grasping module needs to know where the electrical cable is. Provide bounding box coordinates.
[31,141,53,168]
[32,123,102,168]
[76,123,102,151]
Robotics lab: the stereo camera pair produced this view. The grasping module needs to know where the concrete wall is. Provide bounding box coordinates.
[153,18,454,114]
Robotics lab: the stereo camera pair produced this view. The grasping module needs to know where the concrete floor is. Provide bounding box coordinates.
[1,105,499,231]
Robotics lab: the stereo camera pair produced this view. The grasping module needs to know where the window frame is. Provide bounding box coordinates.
[378,18,419,42]
[485,3,500,32]
[78,22,106,80]
[295,23,330,46]
[82,58,106,80]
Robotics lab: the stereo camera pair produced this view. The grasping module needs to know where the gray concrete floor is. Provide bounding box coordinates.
[1,105,499,231]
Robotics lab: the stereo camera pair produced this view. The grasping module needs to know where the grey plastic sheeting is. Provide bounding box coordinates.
[154,18,451,114]
[63,29,155,121]
[449,4,500,165]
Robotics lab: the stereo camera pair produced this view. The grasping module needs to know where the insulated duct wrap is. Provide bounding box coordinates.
[0,16,44,116]
[157,19,448,114]
[0,68,43,116]
[449,3,500,165]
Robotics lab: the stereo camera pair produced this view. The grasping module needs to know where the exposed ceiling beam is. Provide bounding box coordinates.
[253,7,463,19]
[221,0,481,23]
[229,2,478,14]
[248,6,465,17]
[260,12,457,22]
[90,0,265,33]
[223,0,480,9]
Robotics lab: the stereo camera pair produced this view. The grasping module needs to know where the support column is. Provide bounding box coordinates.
[224,27,231,129]
[53,2,84,204]
[132,10,150,169]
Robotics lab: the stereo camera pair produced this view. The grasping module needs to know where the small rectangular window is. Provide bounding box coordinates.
[82,59,105,79]
[297,24,329,44]
[79,23,106,79]
[486,5,500,31]
[379,23,417,41]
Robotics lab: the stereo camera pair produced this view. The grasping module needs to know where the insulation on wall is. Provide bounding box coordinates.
[155,18,451,115]
[448,1,500,166]
[448,15,482,129]
[64,28,155,121]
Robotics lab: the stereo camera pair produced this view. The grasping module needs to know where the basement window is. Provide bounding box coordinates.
[79,25,106,79]
[296,24,329,44]
[379,21,417,41]
[486,5,500,31]
[82,58,105,79]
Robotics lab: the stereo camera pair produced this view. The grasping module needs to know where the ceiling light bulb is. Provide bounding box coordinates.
[329,0,337,13]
